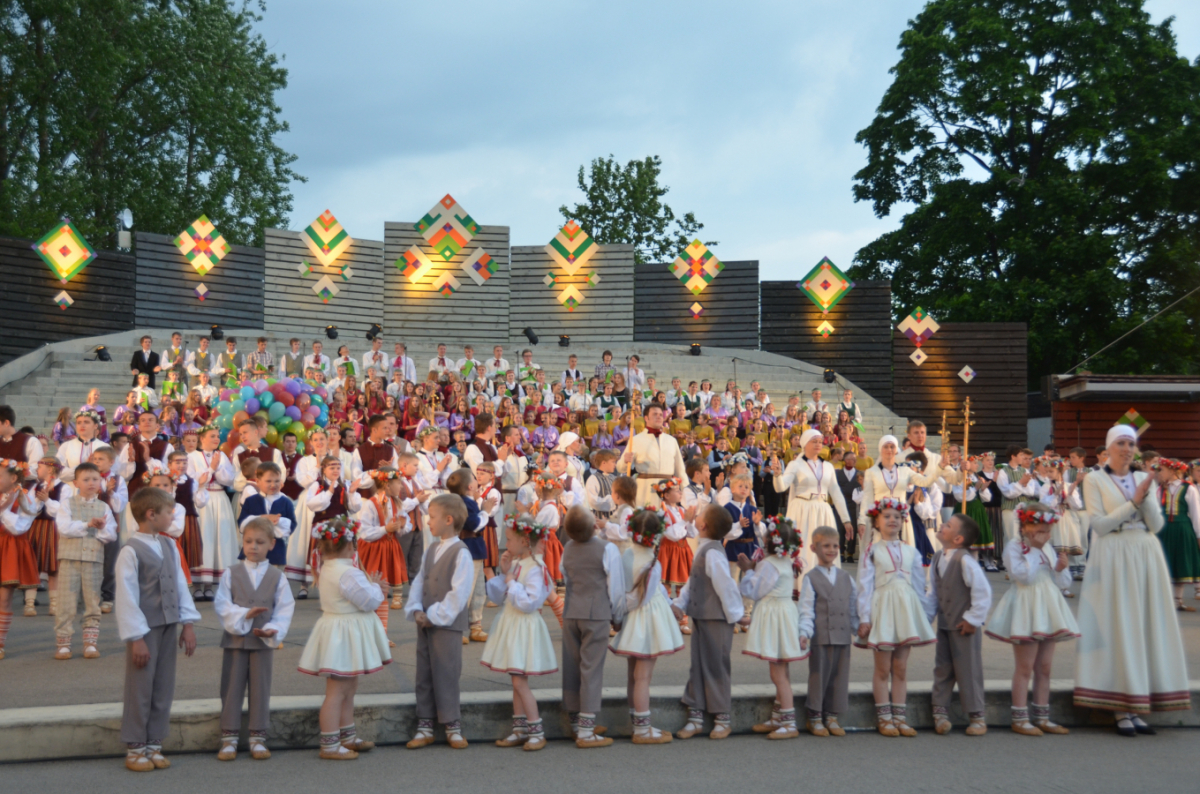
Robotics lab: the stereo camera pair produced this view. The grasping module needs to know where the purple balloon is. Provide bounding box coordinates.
[245,398,260,415]
[286,380,303,396]
[254,379,269,393]
[305,405,321,418]
[285,405,302,421]
[316,387,328,399]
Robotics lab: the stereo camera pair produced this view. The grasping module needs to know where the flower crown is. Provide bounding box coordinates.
[371,468,401,484]
[417,426,440,441]
[763,515,802,557]
[140,460,168,484]
[1033,456,1063,469]
[510,515,550,543]
[0,458,28,474]
[627,505,666,549]
[198,423,220,436]
[866,497,909,517]
[313,514,359,543]
[652,476,683,497]
[73,408,102,424]
[533,472,561,492]
[1152,458,1188,474]
[1016,504,1059,525]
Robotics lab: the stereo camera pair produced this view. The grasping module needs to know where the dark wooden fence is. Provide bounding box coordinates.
[1052,401,1200,463]
[634,260,759,349]
[134,232,264,329]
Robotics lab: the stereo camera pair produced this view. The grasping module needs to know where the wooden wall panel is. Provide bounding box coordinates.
[633,260,759,348]
[0,236,136,365]
[262,228,385,339]
[382,222,510,346]
[1051,401,1200,463]
[508,244,635,346]
[134,232,264,329]
[892,323,1027,454]
[760,280,893,406]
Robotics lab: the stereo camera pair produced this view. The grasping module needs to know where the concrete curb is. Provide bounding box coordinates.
[3,680,1197,763]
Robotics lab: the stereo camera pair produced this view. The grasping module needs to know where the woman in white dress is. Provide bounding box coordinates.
[770,429,852,575]
[481,517,557,751]
[609,507,683,744]
[286,428,329,594]
[1074,425,1191,736]
[857,435,953,546]
[187,427,236,599]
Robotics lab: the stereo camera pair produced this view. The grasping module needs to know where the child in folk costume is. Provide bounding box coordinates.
[799,526,860,738]
[475,463,503,579]
[187,426,236,600]
[609,506,684,744]
[404,495,475,750]
[166,452,205,586]
[672,505,749,740]
[585,449,618,521]
[656,477,697,634]
[446,467,496,644]
[0,458,38,658]
[955,460,996,569]
[233,458,261,520]
[304,457,364,586]
[1152,459,1200,611]
[146,471,196,588]
[482,514,558,751]
[929,514,992,737]
[722,472,764,626]
[1062,448,1092,580]
[286,428,331,594]
[856,435,951,548]
[213,518,295,761]
[523,474,568,627]
[985,505,1080,736]
[736,515,805,739]
[395,451,433,601]
[599,475,637,555]
[297,515,391,760]
[92,447,128,612]
[52,462,118,660]
[237,462,294,569]
[115,486,199,772]
[771,428,853,576]
[25,457,65,616]
[905,451,943,567]
[355,468,414,643]
[855,498,937,737]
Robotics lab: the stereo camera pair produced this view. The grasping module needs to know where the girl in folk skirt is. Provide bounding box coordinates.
[526,475,567,627]
[0,459,38,659]
[287,428,331,595]
[167,452,205,587]
[482,515,557,751]
[655,478,696,634]
[855,498,937,737]
[187,426,236,600]
[1153,459,1200,610]
[303,456,364,587]
[25,457,64,617]
[355,469,412,645]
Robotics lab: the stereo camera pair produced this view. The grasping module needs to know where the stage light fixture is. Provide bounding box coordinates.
[558,335,570,348]
[209,324,224,340]
[523,327,539,345]
[366,323,382,341]
[92,345,111,362]
[823,368,837,384]
[690,343,702,357]
[325,325,339,340]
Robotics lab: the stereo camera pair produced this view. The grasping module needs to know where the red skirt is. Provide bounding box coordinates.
[659,538,693,585]
[179,516,202,581]
[27,517,58,575]
[482,525,500,569]
[358,534,408,586]
[542,532,563,581]
[0,529,40,589]
[174,537,193,585]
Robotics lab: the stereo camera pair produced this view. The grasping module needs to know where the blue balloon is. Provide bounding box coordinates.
[219,428,229,443]
[240,386,256,401]
[216,401,233,415]
[217,414,233,430]
[259,392,274,409]
[230,399,246,414]
[268,402,286,421]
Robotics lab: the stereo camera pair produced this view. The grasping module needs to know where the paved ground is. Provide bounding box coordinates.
[5,563,1200,710]
[2,728,1197,791]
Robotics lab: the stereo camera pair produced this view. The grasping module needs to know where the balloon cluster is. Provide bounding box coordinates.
[211,377,330,455]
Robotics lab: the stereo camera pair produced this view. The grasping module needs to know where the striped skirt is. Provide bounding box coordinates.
[27,517,58,575]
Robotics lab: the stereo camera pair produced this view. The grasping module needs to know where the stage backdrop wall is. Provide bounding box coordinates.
[759,279,893,407]
[262,228,385,341]
[891,323,1028,454]
[383,222,510,346]
[508,244,635,347]
[0,235,136,366]
[1051,401,1200,463]
[633,260,759,348]
[134,232,264,330]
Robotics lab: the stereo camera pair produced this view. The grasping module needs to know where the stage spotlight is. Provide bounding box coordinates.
[92,345,111,362]
[366,323,382,341]
[325,325,339,340]
[823,368,837,384]
[209,324,224,340]
[690,344,702,357]
[558,335,570,348]
[523,327,539,345]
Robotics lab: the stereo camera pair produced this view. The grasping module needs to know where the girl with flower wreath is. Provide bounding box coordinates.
[1152,458,1200,611]
[187,425,236,600]
[297,515,391,760]
[0,458,37,659]
[855,497,936,737]
[609,506,684,744]
[304,456,364,587]
[655,477,697,634]
[482,515,558,751]
[355,468,413,642]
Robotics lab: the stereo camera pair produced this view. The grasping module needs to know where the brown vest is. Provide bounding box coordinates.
[174,476,198,517]
[130,534,182,627]
[684,540,726,620]
[421,539,468,631]
[932,549,970,631]
[357,440,394,495]
[472,438,498,463]
[280,453,304,499]
[128,437,169,496]
[808,567,853,646]
[189,349,213,387]
[562,536,611,621]
[0,432,36,484]
[220,563,281,650]
[313,482,348,523]
[58,494,108,563]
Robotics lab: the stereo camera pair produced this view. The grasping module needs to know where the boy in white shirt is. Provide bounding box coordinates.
[54,462,119,660]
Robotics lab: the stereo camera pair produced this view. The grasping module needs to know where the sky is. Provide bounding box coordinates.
[254,0,1200,281]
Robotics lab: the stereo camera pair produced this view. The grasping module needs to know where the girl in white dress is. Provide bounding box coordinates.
[296,515,392,760]
[286,429,329,595]
[609,506,683,744]
[482,515,557,752]
[737,515,804,739]
[187,426,236,599]
[986,505,1080,736]
[770,428,852,575]
[858,435,950,547]
[855,498,936,737]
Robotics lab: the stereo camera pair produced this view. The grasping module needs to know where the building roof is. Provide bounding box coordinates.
[1054,373,1200,402]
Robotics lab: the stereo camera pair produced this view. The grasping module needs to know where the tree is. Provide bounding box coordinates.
[0,0,302,248]
[559,155,714,264]
[850,0,1200,380]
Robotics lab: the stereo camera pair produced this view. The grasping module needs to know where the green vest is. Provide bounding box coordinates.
[998,464,1028,511]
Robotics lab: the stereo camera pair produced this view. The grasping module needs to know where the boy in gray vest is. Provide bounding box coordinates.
[930,514,992,736]
[672,504,750,739]
[561,504,626,748]
[799,526,860,737]
[404,494,473,750]
[53,462,118,660]
[115,486,199,772]
[213,518,295,761]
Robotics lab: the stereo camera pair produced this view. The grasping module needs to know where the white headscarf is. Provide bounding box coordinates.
[1106,424,1137,449]
[555,432,581,453]
[878,434,899,455]
[799,428,822,453]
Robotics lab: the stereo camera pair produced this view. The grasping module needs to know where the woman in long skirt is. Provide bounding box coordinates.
[770,429,853,576]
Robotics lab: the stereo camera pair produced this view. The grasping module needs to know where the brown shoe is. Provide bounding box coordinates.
[877,719,900,738]
[1034,720,1069,735]
[319,747,359,760]
[709,724,731,740]
[965,719,988,737]
[23,604,36,617]
[217,743,238,761]
[342,738,374,752]
[631,729,673,744]
[83,645,100,659]
[575,734,613,748]
[469,626,489,642]
[125,752,155,772]
[676,723,703,740]
[752,720,779,734]
[462,635,470,645]
[249,742,271,760]
[147,750,170,769]
[495,733,528,747]
[54,646,71,660]
[824,716,845,737]
[807,720,829,737]
[895,719,918,737]
[448,733,469,749]
[1176,600,1197,612]
[522,736,546,751]
[1011,721,1042,737]
[406,734,436,749]
[100,602,113,614]
[934,716,952,735]
[390,594,403,610]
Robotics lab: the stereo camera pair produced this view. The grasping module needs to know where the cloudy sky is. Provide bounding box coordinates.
[255,0,1200,281]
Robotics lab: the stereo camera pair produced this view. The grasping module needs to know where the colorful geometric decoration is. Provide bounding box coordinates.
[910,348,928,366]
[543,272,557,288]
[1117,408,1151,437]
[173,215,229,276]
[817,320,835,338]
[958,365,976,383]
[338,267,354,282]
[587,271,601,288]
[194,284,209,301]
[53,290,74,310]
[415,194,478,262]
[312,275,339,303]
[298,260,312,277]
[302,210,353,268]
[32,220,96,284]
[670,239,723,296]
[398,246,434,283]
[461,248,497,286]
[798,257,854,313]
[558,285,585,311]
[689,302,704,318]
[897,306,940,347]
[433,271,461,297]
[546,220,596,276]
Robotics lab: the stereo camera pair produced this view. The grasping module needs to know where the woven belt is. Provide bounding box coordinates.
[637,473,676,479]
[500,488,520,494]
[797,493,830,502]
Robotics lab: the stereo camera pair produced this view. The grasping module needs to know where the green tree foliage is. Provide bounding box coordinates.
[0,0,302,248]
[560,154,714,264]
[850,0,1200,378]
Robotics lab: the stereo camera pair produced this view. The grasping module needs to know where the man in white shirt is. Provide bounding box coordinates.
[561,354,583,385]
[160,332,188,384]
[804,388,829,422]
[484,345,509,382]
[363,337,390,379]
[429,343,451,376]
[193,372,217,406]
[665,377,684,408]
[455,345,483,383]
[56,410,112,481]
[623,355,646,392]
[391,342,417,384]
[277,338,305,379]
[621,404,687,508]
[547,450,587,507]
[304,340,331,377]
[186,336,219,388]
[517,349,541,383]
[494,371,520,403]
[567,381,591,413]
